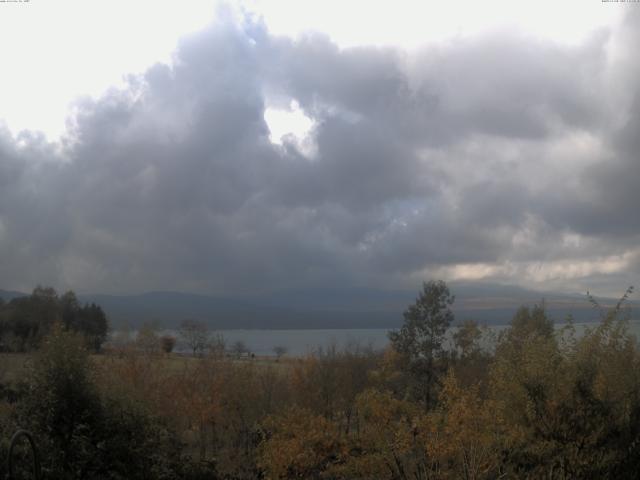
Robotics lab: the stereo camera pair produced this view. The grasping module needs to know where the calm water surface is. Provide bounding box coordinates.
[121,320,640,357]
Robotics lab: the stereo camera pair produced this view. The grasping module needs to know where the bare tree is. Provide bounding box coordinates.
[232,340,248,359]
[209,332,226,358]
[111,321,133,357]
[273,345,288,361]
[160,335,177,354]
[136,322,160,356]
[179,319,210,357]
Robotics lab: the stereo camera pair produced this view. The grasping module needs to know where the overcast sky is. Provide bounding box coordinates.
[0,1,638,296]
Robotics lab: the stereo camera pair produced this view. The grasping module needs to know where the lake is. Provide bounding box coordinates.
[119,320,640,357]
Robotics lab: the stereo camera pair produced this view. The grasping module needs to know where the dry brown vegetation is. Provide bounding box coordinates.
[1,284,640,479]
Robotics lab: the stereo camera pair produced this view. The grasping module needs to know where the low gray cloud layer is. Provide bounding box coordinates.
[0,10,639,296]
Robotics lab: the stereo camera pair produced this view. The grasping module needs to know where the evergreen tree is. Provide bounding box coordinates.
[388,280,455,409]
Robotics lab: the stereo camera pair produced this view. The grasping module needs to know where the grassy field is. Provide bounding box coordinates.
[1,350,297,387]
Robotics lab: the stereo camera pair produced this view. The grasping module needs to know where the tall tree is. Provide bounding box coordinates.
[78,303,108,352]
[60,291,108,352]
[388,280,455,409]
[136,322,160,355]
[452,319,483,359]
[18,324,102,476]
[60,290,81,330]
[179,319,210,357]
[508,303,553,342]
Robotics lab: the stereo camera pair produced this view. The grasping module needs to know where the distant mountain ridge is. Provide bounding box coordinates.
[2,284,635,329]
[0,289,27,302]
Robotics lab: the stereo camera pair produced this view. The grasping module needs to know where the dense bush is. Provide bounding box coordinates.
[13,326,186,479]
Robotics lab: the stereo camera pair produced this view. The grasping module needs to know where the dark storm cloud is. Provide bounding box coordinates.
[531,9,640,244]
[268,29,607,146]
[0,10,638,294]
[269,117,436,211]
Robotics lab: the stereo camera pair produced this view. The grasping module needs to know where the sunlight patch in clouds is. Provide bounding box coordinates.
[264,100,315,150]
[431,252,635,286]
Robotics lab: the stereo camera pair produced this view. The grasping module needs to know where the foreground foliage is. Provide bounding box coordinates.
[1,283,639,479]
